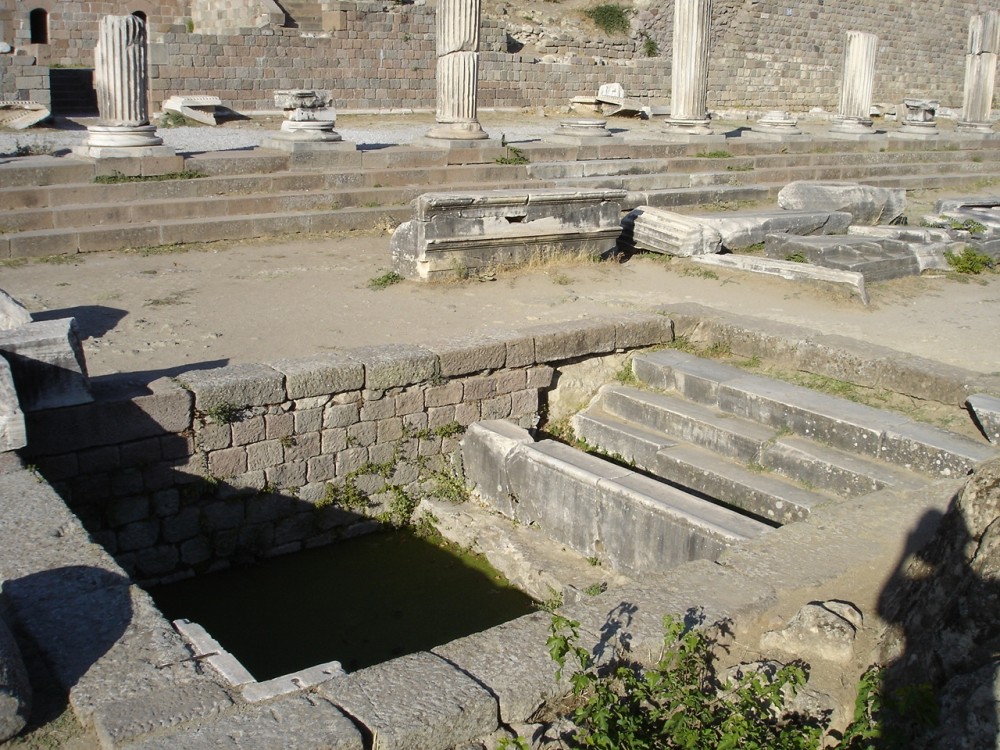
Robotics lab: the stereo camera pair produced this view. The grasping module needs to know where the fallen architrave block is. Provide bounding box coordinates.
[848,225,961,271]
[0,288,32,331]
[390,188,627,281]
[622,206,853,256]
[0,318,92,411]
[161,95,223,126]
[778,181,906,225]
[0,357,26,452]
[763,234,921,282]
[688,253,870,305]
[0,100,51,130]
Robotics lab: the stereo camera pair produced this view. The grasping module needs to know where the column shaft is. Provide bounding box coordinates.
[961,11,1000,127]
[95,15,149,127]
[838,31,878,122]
[664,0,712,135]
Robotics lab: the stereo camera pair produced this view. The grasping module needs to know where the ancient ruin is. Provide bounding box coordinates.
[2,1,1000,747]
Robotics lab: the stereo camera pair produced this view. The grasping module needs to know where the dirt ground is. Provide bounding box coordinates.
[2,214,999,386]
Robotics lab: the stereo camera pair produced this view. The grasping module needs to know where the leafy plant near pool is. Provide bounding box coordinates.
[541,613,823,749]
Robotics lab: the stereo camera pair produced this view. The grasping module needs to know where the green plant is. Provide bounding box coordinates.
[785,252,808,263]
[584,3,630,35]
[279,435,296,449]
[552,272,573,285]
[641,34,658,56]
[679,266,720,280]
[158,111,193,128]
[94,169,202,184]
[726,162,754,172]
[496,145,530,165]
[185,17,194,32]
[840,666,938,750]
[734,241,765,254]
[202,402,245,424]
[614,358,638,386]
[536,589,564,613]
[945,246,995,274]
[367,270,405,289]
[547,613,822,749]
[583,582,607,596]
[695,150,733,159]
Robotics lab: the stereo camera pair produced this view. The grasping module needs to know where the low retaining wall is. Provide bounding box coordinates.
[21,315,674,584]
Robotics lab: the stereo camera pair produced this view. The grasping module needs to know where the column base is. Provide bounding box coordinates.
[260,136,358,153]
[548,118,616,145]
[426,121,489,141]
[956,120,996,135]
[891,123,940,140]
[274,121,344,142]
[662,117,714,137]
[84,124,164,148]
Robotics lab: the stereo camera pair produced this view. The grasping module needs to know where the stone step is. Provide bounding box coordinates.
[759,435,926,497]
[461,421,771,576]
[632,349,997,477]
[0,205,415,258]
[596,385,777,462]
[572,407,829,523]
[0,179,535,234]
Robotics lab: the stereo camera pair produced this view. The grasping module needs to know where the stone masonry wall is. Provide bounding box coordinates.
[20,316,672,586]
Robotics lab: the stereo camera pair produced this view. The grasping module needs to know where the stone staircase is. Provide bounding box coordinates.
[572,349,995,527]
[278,0,323,30]
[4,134,1000,259]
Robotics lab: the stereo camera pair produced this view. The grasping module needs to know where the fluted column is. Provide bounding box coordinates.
[830,31,877,135]
[960,11,1000,132]
[427,0,487,140]
[86,15,162,148]
[664,0,713,136]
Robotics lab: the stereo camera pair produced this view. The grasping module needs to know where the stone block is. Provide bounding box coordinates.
[0,357,25,452]
[426,335,506,377]
[0,288,31,330]
[319,651,498,750]
[22,375,187,461]
[763,234,920,283]
[271,352,364,399]
[879,420,996,477]
[461,420,534,517]
[180,363,285,412]
[524,319,617,362]
[349,344,438,390]
[778,181,906,225]
[969,393,1000,444]
[0,318,92,411]
[614,312,675,350]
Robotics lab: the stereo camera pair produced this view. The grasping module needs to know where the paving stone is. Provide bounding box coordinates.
[91,679,235,747]
[433,612,562,724]
[879,419,997,477]
[0,318,92,411]
[125,693,363,750]
[271,353,364,399]
[348,344,438,390]
[319,651,498,750]
[179,363,285,411]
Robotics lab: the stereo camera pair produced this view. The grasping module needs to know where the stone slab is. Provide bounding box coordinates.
[0,318,92,411]
[689,253,870,305]
[318,651,498,750]
[178,363,285,412]
[968,393,1000,444]
[0,615,30,743]
[778,181,906,225]
[271,353,364,400]
[346,344,438,390]
[572,408,676,468]
[425,335,507,377]
[461,420,535,518]
[125,693,363,750]
[240,659,344,703]
[522,319,617,362]
[879,420,997,477]
[632,348,747,402]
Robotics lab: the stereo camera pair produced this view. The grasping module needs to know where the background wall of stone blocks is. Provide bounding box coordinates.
[0,0,985,115]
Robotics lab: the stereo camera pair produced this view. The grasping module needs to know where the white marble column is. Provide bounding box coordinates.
[427,0,487,141]
[959,11,1000,133]
[663,0,713,136]
[86,15,162,148]
[830,31,878,135]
